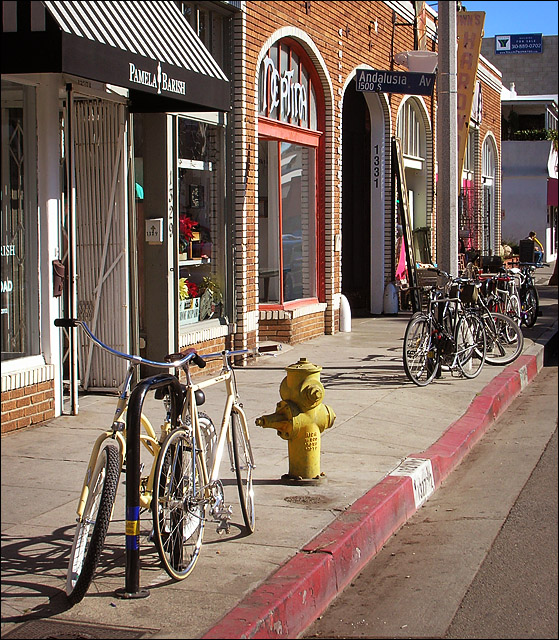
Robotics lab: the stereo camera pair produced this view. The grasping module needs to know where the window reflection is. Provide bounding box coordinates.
[258,140,316,303]
[1,81,38,359]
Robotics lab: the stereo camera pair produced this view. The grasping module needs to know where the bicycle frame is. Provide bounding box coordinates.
[181,351,253,503]
[56,319,199,520]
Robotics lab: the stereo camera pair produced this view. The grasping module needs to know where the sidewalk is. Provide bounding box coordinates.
[1,263,557,640]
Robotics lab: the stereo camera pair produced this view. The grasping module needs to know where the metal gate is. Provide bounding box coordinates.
[63,95,130,402]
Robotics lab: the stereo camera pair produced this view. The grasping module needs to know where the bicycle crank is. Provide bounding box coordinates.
[208,480,232,534]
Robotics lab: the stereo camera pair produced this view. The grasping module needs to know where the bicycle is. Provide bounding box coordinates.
[460,278,525,366]
[150,340,280,579]
[510,263,540,327]
[403,270,486,386]
[55,318,278,604]
[478,269,522,327]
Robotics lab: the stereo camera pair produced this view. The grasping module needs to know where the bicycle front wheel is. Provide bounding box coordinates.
[456,313,486,378]
[506,293,522,326]
[66,442,120,604]
[484,311,524,365]
[403,315,439,386]
[152,428,205,580]
[230,411,255,532]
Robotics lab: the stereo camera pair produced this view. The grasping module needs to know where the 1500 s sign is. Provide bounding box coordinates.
[356,69,436,96]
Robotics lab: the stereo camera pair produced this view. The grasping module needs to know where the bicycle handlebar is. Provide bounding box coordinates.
[55,319,282,370]
[54,319,204,369]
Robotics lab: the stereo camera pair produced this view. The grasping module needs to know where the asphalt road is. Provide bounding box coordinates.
[303,361,558,639]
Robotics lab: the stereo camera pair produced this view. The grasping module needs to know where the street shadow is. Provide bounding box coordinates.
[1,526,76,623]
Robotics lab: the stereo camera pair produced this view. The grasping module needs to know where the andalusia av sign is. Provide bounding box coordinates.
[356,68,436,96]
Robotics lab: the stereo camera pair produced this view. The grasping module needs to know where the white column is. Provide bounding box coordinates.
[37,75,63,415]
[436,1,459,275]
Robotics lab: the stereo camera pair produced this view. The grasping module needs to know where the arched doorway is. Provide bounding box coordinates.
[342,81,371,315]
[481,135,497,255]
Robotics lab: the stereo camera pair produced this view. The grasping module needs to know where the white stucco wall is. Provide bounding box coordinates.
[501,140,555,260]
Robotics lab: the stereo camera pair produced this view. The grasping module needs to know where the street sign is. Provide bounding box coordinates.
[356,68,435,96]
[495,33,543,54]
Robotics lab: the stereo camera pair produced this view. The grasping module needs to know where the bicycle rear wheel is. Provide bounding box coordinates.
[230,410,255,532]
[456,313,486,378]
[152,428,205,580]
[66,442,120,604]
[521,285,539,327]
[484,312,524,365]
[403,315,439,386]
[183,411,217,468]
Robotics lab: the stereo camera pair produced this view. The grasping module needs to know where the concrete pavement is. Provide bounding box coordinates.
[1,263,557,640]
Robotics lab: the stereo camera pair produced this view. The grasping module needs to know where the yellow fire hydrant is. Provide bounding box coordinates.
[255,357,335,482]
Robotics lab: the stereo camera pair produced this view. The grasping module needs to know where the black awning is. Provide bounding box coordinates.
[1,1,230,112]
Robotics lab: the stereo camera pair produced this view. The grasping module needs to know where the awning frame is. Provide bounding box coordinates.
[1,1,230,112]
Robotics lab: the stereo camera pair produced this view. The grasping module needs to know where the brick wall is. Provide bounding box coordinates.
[1,380,56,434]
[259,310,326,344]
[238,1,431,343]
[481,35,558,96]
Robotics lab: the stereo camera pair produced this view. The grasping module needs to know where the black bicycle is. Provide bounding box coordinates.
[510,263,540,327]
[403,270,486,386]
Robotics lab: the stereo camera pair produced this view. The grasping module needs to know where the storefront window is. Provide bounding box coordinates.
[177,116,225,326]
[1,80,39,361]
[258,140,317,303]
[481,137,497,254]
[258,38,322,306]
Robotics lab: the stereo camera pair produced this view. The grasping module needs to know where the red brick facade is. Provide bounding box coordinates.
[235,1,433,346]
[231,1,501,347]
[1,381,56,434]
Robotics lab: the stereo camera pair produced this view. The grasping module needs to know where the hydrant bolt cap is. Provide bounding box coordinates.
[286,357,322,373]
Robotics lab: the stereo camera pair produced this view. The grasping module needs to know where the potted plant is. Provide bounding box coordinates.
[179,215,199,260]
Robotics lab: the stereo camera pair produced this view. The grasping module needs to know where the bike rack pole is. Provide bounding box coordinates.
[115,373,183,599]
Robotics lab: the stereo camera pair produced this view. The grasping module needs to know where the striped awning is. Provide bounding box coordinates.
[1,1,230,111]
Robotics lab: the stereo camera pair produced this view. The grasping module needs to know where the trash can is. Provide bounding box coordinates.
[383,282,398,315]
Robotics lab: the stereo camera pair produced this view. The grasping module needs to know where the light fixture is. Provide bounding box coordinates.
[393,50,438,74]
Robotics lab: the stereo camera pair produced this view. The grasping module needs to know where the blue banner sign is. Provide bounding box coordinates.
[356,69,436,96]
[495,33,542,54]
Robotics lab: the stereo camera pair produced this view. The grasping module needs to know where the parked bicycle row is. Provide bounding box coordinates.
[401,264,539,387]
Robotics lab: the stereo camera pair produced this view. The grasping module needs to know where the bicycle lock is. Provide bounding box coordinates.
[115,373,184,600]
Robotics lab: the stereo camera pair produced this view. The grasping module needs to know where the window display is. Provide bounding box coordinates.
[177,117,224,324]
[1,81,39,361]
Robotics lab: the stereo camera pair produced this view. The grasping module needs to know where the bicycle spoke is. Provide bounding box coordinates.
[152,428,205,580]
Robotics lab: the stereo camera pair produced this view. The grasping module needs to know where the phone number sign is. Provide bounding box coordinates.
[356,69,436,96]
[495,33,542,54]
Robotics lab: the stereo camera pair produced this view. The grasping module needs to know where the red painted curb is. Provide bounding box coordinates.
[418,353,541,487]
[202,353,542,639]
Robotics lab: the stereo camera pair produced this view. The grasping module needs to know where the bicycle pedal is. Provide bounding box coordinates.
[212,503,233,534]
[216,521,231,535]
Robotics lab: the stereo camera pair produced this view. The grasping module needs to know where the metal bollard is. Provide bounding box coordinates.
[114,373,182,600]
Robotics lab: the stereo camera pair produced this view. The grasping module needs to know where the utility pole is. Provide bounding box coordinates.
[436,0,458,275]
